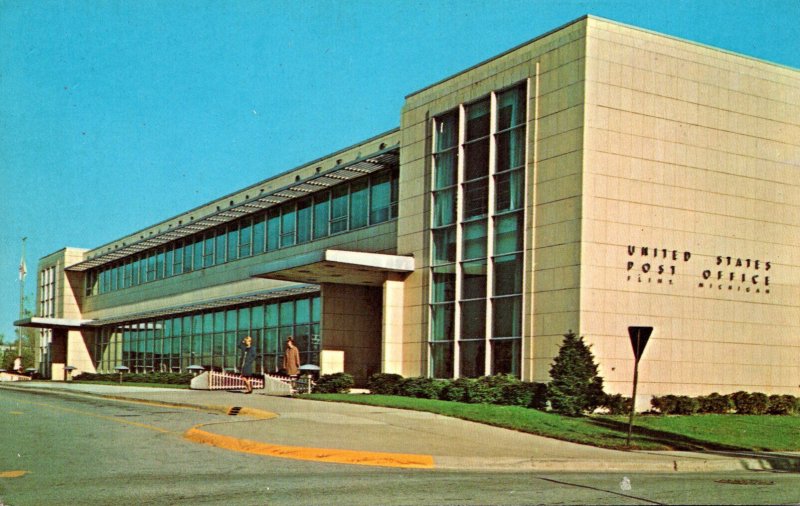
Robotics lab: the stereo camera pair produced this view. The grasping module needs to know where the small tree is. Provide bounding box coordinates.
[547,330,605,416]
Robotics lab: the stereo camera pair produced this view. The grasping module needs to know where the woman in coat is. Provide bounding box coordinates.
[238,335,256,393]
[282,337,301,377]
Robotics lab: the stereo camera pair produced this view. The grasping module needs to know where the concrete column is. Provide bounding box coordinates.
[382,274,405,375]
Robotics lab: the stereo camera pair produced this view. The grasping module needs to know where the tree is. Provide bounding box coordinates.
[2,296,37,372]
[547,330,605,416]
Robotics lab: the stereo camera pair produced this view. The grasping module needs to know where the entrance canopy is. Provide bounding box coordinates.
[252,249,414,286]
[14,317,93,330]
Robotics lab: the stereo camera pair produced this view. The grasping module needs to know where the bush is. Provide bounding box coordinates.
[74,372,194,385]
[546,330,605,416]
[526,382,549,410]
[732,391,769,415]
[367,373,404,395]
[601,393,632,415]
[767,394,797,415]
[651,395,699,415]
[440,378,472,403]
[397,377,446,399]
[697,393,733,414]
[313,372,354,394]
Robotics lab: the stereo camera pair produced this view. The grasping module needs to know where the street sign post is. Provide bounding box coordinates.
[627,326,653,446]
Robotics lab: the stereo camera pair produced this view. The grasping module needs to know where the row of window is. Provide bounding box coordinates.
[87,170,398,296]
[93,295,321,374]
[430,82,527,379]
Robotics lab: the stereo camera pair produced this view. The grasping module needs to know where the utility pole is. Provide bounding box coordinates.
[18,237,27,357]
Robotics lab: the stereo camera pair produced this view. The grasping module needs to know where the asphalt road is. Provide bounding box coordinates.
[0,388,798,505]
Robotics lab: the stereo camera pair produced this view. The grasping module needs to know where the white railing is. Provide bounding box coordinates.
[207,370,264,390]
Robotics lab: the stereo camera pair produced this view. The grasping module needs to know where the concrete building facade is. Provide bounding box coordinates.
[18,17,799,405]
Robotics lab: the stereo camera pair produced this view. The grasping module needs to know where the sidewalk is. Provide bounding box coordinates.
[3,381,796,472]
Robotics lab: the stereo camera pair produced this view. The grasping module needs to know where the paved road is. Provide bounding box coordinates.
[0,384,798,505]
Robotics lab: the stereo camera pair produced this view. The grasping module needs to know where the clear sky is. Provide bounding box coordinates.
[1,0,798,342]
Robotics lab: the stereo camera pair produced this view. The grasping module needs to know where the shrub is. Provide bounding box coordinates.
[313,372,354,394]
[397,377,446,399]
[440,378,472,402]
[546,330,605,416]
[601,393,632,415]
[367,373,404,395]
[733,391,769,415]
[651,395,699,415]
[74,372,194,385]
[767,394,797,415]
[526,382,549,410]
[697,392,733,414]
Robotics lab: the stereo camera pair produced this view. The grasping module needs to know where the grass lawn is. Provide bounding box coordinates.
[305,393,800,452]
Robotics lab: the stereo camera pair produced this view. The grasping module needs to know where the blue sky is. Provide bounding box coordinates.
[1,0,798,342]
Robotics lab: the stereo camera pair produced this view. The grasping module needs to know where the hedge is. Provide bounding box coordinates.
[652,391,797,415]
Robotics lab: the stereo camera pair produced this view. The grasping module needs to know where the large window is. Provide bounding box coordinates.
[429,83,527,379]
[86,168,398,296]
[93,294,321,374]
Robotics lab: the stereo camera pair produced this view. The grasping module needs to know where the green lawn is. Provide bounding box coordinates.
[305,394,800,451]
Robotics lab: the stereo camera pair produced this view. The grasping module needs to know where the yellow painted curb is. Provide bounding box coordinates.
[184,426,435,469]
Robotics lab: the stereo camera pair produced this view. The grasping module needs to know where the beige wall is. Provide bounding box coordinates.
[581,18,800,403]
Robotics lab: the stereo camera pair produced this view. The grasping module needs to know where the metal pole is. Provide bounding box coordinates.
[626,329,640,447]
[18,237,27,357]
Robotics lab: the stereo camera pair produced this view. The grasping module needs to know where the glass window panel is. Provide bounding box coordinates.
[267,210,280,251]
[215,228,227,264]
[462,220,487,260]
[369,172,391,224]
[295,298,310,324]
[189,240,201,271]
[147,254,156,282]
[461,260,487,299]
[495,168,524,212]
[436,110,458,151]
[430,303,454,341]
[237,307,250,332]
[165,249,173,277]
[431,265,456,303]
[313,194,330,239]
[330,185,348,234]
[280,205,296,248]
[491,338,521,377]
[466,99,490,140]
[464,139,489,181]
[311,296,321,322]
[173,245,183,274]
[460,299,486,340]
[239,220,252,257]
[280,300,295,325]
[252,215,265,254]
[432,188,456,227]
[214,311,225,333]
[494,253,523,296]
[183,243,193,272]
[463,178,488,219]
[432,226,456,264]
[433,150,457,189]
[251,304,264,329]
[460,340,486,378]
[296,199,312,244]
[156,251,165,278]
[493,296,522,338]
[224,309,236,332]
[350,180,368,229]
[203,313,214,334]
[266,302,279,327]
[494,213,523,254]
[227,227,239,261]
[203,236,214,267]
[390,173,399,218]
[496,128,525,173]
[111,266,118,291]
[430,342,454,379]
[497,85,526,131]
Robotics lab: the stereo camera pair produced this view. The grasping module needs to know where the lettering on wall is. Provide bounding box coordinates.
[625,245,772,295]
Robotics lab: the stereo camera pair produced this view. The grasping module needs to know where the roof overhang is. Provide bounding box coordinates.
[14,317,94,330]
[66,147,399,272]
[251,249,415,286]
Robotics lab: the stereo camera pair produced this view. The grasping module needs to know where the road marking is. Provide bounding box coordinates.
[0,470,28,478]
[8,398,173,434]
[184,425,435,469]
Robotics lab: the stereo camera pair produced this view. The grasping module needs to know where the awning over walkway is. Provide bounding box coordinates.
[252,249,414,286]
[14,317,93,330]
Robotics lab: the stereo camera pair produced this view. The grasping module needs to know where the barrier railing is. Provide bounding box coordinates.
[207,370,264,391]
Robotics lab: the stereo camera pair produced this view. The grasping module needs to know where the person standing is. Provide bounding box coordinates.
[282,337,300,377]
[13,356,22,374]
[238,336,256,394]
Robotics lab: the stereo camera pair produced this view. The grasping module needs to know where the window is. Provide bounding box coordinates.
[215,228,227,265]
[239,219,252,257]
[296,199,311,244]
[280,204,296,247]
[330,185,348,234]
[350,180,368,229]
[313,193,330,239]
[252,214,265,254]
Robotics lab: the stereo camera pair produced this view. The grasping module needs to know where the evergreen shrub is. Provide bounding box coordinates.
[601,393,632,415]
[367,373,404,395]
[313,372,354,394]
[546,330,605,416]
[397,376,446,399]
[697,392,734,414]
[732,391,769,415]
[767,395,797,415]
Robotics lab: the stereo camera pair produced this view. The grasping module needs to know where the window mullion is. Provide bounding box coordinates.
[486,91,498,375]
[452,104,467,379]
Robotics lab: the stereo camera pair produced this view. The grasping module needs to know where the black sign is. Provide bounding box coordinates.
[628,326,653,361]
